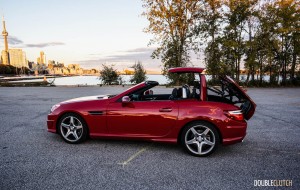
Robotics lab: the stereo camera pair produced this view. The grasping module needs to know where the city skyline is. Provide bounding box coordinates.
[0,0,203,73]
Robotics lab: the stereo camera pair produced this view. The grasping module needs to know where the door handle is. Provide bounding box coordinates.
[159,108,172,112]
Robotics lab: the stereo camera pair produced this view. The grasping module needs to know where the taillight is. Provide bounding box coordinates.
[224,110,244,121]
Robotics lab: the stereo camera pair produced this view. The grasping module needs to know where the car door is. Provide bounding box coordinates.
[106,100,178,137]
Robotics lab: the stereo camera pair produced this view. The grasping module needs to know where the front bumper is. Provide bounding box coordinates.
[47,114,57,133]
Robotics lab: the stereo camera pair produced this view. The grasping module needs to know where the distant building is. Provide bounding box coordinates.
[8,49,27,68]
[1,50,9,65]
[68,64,80,70]
[1,16,9,65]
[1,16,27,68]
[48,60,55,65]
[83,68,98,75]
[57,63,64,67]
[28,61,34,69]
[37,51,45,64]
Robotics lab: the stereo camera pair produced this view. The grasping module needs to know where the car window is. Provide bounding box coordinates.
[128,86,172,101]
[130,85,200,102]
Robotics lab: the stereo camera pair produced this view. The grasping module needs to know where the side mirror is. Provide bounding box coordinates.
[122,96,130,103]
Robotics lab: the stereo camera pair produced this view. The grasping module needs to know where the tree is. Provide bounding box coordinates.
[272,0,300,83]
[221,0,258,82]
[196,0,224,80]
[141,0,300,86]
[99,64,119,85]
[130,61,147,84]
[142,0,201,83]
[256,0,300,84]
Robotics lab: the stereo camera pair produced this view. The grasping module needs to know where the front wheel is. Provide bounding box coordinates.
[180,122,219,157]
[58,113,88,144]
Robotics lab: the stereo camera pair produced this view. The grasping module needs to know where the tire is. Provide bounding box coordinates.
[58,113,88,144]
[180,121,219,157]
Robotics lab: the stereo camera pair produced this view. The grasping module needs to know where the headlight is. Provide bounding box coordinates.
[50,104,60,113]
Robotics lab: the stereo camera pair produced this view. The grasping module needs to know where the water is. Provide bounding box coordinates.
[11,74,276,86]
[50,75,169,86]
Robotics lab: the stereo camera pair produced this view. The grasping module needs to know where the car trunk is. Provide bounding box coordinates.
[207,76,256,120]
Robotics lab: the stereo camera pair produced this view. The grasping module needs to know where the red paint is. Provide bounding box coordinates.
[200,74,207,101]
[47,67,255,146]
[169,67,205,73]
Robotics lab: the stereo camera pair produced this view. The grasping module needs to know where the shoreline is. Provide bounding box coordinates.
[1,83,300,88]
[0,74,299,88]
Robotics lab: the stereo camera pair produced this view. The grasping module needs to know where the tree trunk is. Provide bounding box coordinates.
[291,52,296,79]
[251,65,255,82]
[259,58,263,84]
[237,58,240,82]
[246,71,250,83]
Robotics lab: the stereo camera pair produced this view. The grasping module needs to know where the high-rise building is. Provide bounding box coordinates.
[8,49,26,68]
[37,51,45,64]
[1,16,9,65]
[1,16,27,68]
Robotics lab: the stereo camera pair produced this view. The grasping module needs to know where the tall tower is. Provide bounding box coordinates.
[40,51,45,64]
[1,16,9,65]
[37,51,45,64]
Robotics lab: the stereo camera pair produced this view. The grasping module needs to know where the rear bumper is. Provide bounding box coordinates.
[221,122,247,145]
[47,114,57,133]
[222,136,245,145]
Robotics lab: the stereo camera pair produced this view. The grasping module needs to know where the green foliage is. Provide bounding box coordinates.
[142,0,201,81]
[143,0,300,86]
[0,64,28,75]
[168,72,195,86]
[130,61,147,84]
[99,64,119,85]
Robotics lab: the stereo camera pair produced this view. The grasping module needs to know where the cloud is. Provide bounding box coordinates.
[9,36,24,45]
[124,47,155,53]
[100,47,156,61]
[77,46,205,71]
[78,47,161,70]
[0,36,65,48]
[78,48,159,69]
[25,42,65,48]
[0,36,24,45]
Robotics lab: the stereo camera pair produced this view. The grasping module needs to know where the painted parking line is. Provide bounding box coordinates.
[118,147,148,167]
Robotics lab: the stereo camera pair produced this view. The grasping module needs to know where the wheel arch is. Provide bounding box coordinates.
[177,119,223,144]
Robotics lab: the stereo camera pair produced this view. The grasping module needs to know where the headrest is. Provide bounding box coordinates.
[171,88,178,98]
[182,87,187,98]
[182,85,190,98]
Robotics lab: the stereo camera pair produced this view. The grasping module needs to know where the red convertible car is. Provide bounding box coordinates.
[47,67,256,156]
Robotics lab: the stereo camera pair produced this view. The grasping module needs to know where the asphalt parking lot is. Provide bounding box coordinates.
[0,86,299,190]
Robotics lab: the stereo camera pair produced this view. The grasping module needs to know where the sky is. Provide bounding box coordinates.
[0,0,203,73]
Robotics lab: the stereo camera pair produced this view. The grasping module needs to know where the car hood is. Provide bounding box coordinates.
[220,76,256,120]
[62,95,111,104]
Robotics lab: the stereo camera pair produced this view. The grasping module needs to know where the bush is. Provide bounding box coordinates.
[99,64,119,85]
[130,61,147,84]
[0,65,16,74]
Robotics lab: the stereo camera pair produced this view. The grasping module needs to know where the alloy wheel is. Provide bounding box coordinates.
[60,116,83,143]
[184,125,216,156]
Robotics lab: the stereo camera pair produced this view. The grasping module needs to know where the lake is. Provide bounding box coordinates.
[7,74,274,86]
[48,75,273,86]
[50,75,169,86]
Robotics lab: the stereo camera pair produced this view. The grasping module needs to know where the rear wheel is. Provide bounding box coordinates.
[180,121,219,157]
[58,113,88,144]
